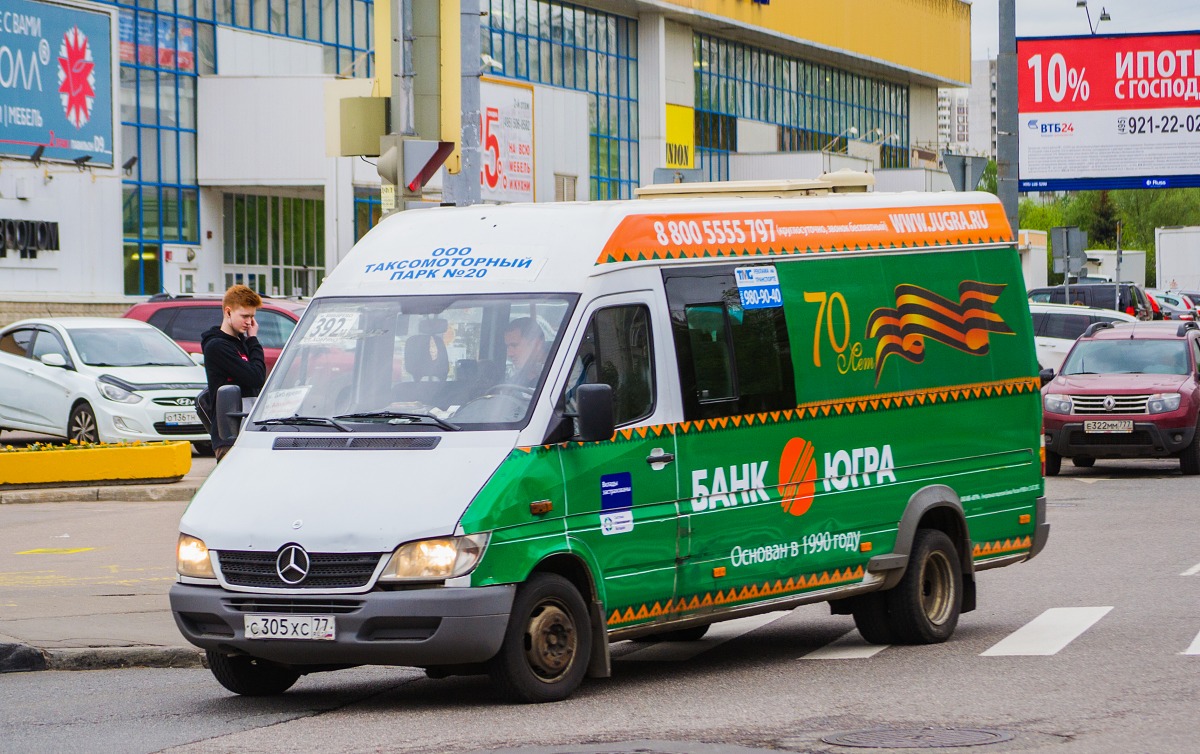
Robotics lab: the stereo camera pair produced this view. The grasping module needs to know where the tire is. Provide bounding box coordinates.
[630,624,710,643]
[884,529,962,645]
[1180,425,1200,476]
[851,592,896,645]
[487,573,592,704]
[1044,449,1062,477]
[69,403,99,444]
[192,441,215,456]
[205,650,300,696]
[1072,455,1095,468]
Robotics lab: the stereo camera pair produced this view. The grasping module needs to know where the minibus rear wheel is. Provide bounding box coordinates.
[206,650,300,696]
[885,528,962,644]
[488,573,592,703]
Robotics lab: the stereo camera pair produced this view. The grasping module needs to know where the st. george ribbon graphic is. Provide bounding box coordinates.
[866,281,1013,382]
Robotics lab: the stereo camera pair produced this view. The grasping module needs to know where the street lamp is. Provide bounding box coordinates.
[821,126,859,152]
[1076,1,1111,35]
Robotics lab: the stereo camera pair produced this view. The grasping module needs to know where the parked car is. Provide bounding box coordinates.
[1147,289,1196,321]
[1029,302,1137,372]
[1041,320,1200,475]
[123,294,306,373]
[0,318,209,449]
[1027,283,1154,320]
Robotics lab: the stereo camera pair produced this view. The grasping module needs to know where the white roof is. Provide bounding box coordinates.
[317,190,1012,299]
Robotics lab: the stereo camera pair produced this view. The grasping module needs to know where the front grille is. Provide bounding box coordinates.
[217,550,383,589]
[224,597,364,614]
[1069,430,1154,446]
[153,422,206,435]
[1069,394,1150,414]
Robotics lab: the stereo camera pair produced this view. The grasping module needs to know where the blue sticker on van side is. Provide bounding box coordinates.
[600,472,634,535]
[735,266,782,309]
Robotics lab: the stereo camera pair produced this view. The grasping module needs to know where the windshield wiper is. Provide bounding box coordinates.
[335,410,460,431]
[257,416,351,432]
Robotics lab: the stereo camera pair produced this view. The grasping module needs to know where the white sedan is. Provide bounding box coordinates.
[0,317,209,449]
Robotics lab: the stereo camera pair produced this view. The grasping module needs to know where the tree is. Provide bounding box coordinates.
[979,159,997,195]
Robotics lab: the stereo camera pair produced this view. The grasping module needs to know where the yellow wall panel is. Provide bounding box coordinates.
[656,0,970,84]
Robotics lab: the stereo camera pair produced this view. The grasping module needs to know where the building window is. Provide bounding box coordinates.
[354,190,383,241]
[482,0,639,200]
[693,32,911,179]
[223,192,325,297]
[113,0,373,295]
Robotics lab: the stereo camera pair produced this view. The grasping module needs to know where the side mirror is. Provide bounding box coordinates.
[575,383,614,442]
[214,384,246,445]
[1039,367,1055,386]
[40,353,67,368]
[190,352,205,367]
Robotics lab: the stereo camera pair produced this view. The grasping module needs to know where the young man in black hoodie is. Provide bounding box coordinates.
[200,284,266,461]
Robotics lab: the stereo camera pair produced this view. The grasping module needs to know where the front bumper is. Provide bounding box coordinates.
[1045,421,1196,458]
[169,583,515,667]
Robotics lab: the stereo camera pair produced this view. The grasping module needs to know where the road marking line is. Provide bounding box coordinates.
[1181,562,1200,577]
[621,612,788,662]
[1185,630,1200,656]
[981,606,1112,656]
[16,548,95,555]
[801,630,888,660]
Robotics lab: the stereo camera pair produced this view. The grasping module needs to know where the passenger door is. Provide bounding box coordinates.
[553,296,683,631]
[26,328,75,431]
[0,328,37,428]
[1038,311,1091,372]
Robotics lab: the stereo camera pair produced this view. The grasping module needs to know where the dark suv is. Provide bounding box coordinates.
[123,294,306,373]
[1028,283,1154,321]
[1041,321,1200,475]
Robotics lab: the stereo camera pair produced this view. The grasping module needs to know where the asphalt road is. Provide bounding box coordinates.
[1,459,1198,754]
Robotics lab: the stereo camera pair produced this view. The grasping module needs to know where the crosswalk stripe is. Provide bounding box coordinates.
[981,606,1112,656]
[801,630,888,660]
[1181,562,1200,577]
[1185,630,1200,656]
[621,612,787,662]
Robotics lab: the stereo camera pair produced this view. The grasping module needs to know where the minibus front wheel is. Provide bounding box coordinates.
[488,573,592,703]
[206,650,300,696]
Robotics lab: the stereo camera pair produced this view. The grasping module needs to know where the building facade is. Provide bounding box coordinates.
[1,0,971,322]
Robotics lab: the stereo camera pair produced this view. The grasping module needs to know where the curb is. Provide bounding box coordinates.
[43,646,206,671]
[0,483,201,505]
[2,643,206,672]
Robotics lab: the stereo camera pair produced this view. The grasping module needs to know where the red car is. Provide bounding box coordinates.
[1041,320,1200,475]
[123,294,306,373]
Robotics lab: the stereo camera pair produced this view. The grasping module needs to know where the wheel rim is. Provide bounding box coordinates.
[523,598,577,682]
[70,409,97,443]
[920,550,955,626]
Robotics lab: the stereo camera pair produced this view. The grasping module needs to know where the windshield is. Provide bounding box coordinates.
[69,327,194,367]
[250,294,575,431]
[1062,339,1190,376]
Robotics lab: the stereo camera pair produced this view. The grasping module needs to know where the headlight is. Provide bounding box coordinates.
[97,378,142,404]
[177,534,215,579]
[1148,393,1182,414]
[1043,393,1073,414]
[379,533,489,582]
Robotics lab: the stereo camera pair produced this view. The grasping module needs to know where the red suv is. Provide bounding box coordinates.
[1042,321,1200,475]
[123,294,306,373]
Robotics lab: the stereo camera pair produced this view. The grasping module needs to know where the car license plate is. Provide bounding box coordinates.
[1083,420,1133,433]
[244,614,336,641]
[164,411,198,425]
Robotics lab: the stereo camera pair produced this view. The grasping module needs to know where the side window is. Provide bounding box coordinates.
[1030,311,1047,336]
[664,266,796,421]
[1043,313,1091,340]
[30,330,68,361]
[0,329,35,358]
[170,307,222,342]
[560,305,654,426]
[147,309,175,333]
[256,310,297,349]
[1028,291,1052,303]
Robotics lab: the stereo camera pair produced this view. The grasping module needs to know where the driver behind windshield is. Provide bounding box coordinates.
[504,317,549,387]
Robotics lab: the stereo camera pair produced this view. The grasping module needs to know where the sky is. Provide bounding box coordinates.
[969,0,1200,60]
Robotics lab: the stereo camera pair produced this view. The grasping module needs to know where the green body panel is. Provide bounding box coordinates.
[462,245,1043,632]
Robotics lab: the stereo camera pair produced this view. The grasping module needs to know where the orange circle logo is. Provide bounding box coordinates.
[779,437,817,516]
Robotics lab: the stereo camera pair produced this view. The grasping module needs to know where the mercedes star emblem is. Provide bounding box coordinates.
[276,544,311,585]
